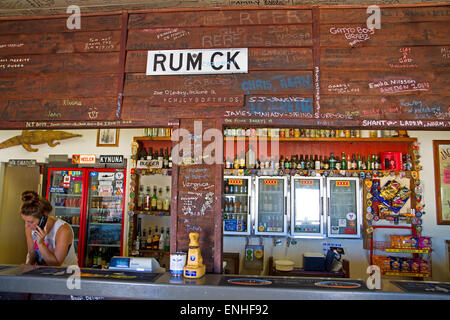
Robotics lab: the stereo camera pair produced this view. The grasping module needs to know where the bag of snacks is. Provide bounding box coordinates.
[380,180,401,200]
[389,256,401,271]
[373,255,391,271]
[400,258,411,272]
[419,260,429,273]
[410,259,420,273]
[418,236,431,249]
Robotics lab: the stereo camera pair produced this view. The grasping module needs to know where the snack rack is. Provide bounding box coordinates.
[370,225,432,278]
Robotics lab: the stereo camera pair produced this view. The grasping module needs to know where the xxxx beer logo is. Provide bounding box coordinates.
[336,181,350,187]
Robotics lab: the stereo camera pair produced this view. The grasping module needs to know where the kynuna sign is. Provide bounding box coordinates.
[146,48,248,75]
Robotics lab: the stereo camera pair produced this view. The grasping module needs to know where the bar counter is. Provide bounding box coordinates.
[0,264,449,300]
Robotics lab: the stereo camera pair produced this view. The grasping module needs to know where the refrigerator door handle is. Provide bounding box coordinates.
[284,196,288,215]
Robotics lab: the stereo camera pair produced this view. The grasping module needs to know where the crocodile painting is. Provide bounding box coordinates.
[0,130,82,152]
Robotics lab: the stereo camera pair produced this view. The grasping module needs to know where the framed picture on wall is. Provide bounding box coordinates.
[433,140,450,225]
[96,129,119,147]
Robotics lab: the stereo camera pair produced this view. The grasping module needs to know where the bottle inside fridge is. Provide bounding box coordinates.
[223,176,251,235]
[47,169,85,255]
[255,177,287,235]
[84,170,125,268]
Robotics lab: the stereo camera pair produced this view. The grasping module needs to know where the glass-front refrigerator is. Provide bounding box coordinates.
[83,169,126,268]
[223,176,252,235]
[46,168,86,259]
[255,176,288,236]
[291,177,325,238]
[326,177,362,238]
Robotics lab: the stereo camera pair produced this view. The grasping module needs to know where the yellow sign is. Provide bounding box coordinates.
[300,180,314,185]
[228,179,243,185]
[336,181,350,187]
[264,179,278,185]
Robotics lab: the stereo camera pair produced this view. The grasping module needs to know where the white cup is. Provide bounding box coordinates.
[170,252,186,277]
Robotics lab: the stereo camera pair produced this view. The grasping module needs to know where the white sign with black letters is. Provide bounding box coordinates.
[146,48,248,75]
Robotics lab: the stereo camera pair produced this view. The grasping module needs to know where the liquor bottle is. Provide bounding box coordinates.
[151,186,158,211]
[164,228,170,252]
[163,186,171,211]
[279,156,285,169]
[296,155,302,169]
[357,154,362,170]
[319,155,324,169]
[361,156,367,170]
[298,154,304,169]
[246,145,256,169]
[341,152,347,170]
[158,148,164,163]
[93,249,98,267]
[323,156,329,170]
[309,154,314,169]
[234,155,239,169]
[274,155,280,170]
[152,226,160,250]
[163,148,169,168]
[366,155,371,170]
[138,147,147,160]
[371,154,376,170]
[314,155,321,170]
[168,148,173,168]
[141,228,147,250]
[402,154,407,171]
[329,152,337,170]
[137,185,144,210]
[159,227,165,250]
[144,186,151,211]
[97,248,103,267]
[147,147,153,160]
[377,155,382,170]
[134,235,140,253]
[285,156,290,169]
[347,154,351,170]
[156,188,163,210]
[303,155,309,169]
[234,198,240,213]
[336,156,342,170]
[239,152,246,169]
[146,227,153,249]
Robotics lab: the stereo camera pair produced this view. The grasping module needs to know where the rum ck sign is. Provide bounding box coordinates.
[146,48,248,75]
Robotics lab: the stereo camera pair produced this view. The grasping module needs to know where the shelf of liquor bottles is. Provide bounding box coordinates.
[129,134,173,260]
[224,133,417,173]
[224,137,416,143]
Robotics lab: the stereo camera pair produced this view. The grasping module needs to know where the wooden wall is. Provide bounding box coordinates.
[0,14,125,128]
[0,4,448,129]
[319,5,450,129]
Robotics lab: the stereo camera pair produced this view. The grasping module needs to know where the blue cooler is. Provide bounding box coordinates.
[303,253,325,271]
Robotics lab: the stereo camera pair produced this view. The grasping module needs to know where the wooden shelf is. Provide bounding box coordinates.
[134,136,172,142]
[132,210,170,216]
[224,137,417,143]
[383,271,430,277]
[384,248,431,254]
[139,249,170,256]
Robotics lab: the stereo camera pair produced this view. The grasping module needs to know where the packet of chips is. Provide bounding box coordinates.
[380,180,401,200]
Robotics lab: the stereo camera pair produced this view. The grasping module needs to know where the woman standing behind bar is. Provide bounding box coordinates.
[21,190,78,267]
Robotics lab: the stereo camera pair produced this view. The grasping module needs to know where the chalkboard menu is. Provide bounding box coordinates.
[174,119,221,273]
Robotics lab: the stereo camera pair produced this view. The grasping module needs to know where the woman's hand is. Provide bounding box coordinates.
[34,226,48,246]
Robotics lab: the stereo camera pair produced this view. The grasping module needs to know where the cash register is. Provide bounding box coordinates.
[109,257,165,273]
